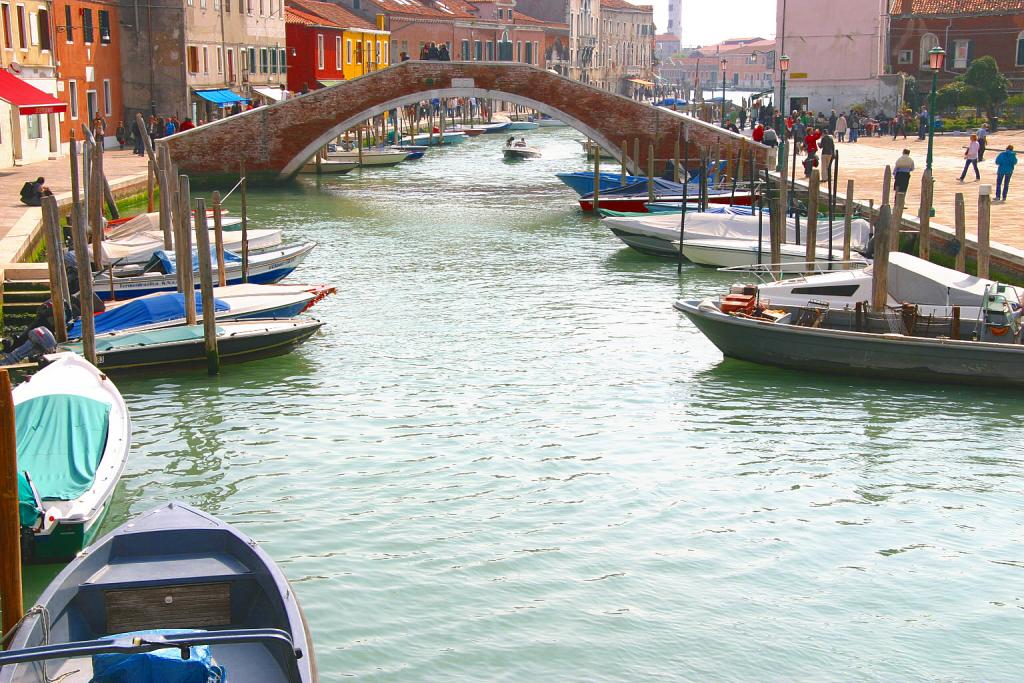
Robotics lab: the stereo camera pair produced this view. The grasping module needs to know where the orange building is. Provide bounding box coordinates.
[51,0,124,148]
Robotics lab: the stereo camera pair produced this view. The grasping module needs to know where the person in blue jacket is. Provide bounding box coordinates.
[995,145,1017,203]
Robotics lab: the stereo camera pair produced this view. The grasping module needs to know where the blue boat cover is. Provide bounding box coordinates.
[69,293,230,338]
[155,248,243,275]
[93,630,225,683]
[582,177,692,199]
[16,394,111,526]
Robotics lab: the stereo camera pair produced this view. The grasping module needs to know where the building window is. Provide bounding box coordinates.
[68,79,78,118]
[354,40,362,64]
[187,45,199,73]
[346,39,351,64]
[524,40,532,65]
[953,39,970,69]
[279,48,286,72]
[461,39,469,60]
[375,40,380,65]
[246,0,252,14]
[216,46,223,72]
[898,49,912,65]
[203,45,210,73]
[259,0,264,16]
[102,79,111,115]
[382,41,387,65]
[516,40,521,62]
[486,40,493,60]
[401,40,407,54]
[260,46,268,73]
[496,8,502,19]
[25,113,41,139]
[336,36,342,69]
[248,46,256,73]
[1018,31,1024,66]
[533,41,538,65]
[82,8,93,44]
[28,10,37,45]
[271,47,279,73]
[508,9,513,20]
[365,40,371,65]
[317,34,324,69]
[227,47,234,80]
[918,33,938,69]
[474,39,481,61]
[200,0,206,9]
[62,4,71,42]
[1,4,12,48]
[16,4,26,48]
[36,8,48,49]
[98,10,110,44]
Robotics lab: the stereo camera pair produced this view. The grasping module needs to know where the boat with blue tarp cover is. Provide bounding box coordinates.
[92,242,316,300]
[579,178,756,212]
[0,501,317,682]
[555,171,646,196]
[58,318,324,372]
[13,352,131,563]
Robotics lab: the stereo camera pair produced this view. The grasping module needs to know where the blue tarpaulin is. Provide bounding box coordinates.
[657,98,687,106]
[155,248,243,275]
[193,88,249,106]
[93,630,225,683]
[68,292,230,338]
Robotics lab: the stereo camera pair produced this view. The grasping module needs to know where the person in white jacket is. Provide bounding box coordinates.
[959,134,981,182]
[893,149,915,193]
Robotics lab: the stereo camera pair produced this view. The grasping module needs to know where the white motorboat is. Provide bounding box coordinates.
[14,352,131,562]
[727,251,1024,320]
[299,156,359,174]
[106,211,242,238]
[326,147,410,167]
[533,115,568,127]
[95,228,282,266]
[503,138,541,160]
[680,238,866,270]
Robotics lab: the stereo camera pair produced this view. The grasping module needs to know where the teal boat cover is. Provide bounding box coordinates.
[16,394,111,527]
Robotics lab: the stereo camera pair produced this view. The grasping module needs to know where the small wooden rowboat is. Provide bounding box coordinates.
[13,352,131,563]
[0,501,317,682]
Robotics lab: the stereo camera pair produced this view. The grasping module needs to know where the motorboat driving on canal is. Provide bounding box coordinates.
[12,352,131,563]
[0,502,318,683]
[504,137,542,160]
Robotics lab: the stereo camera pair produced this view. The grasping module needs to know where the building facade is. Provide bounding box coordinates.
[599,0,654,96]
[285,0,387,92]
[118,0,288,123]
[669,38,774,98]
[654,33,679,60]
[0,0,63,166]
[52,0,124,149]
[664,0,681,40]
[775,0,901,115]
[889,0,1024,96]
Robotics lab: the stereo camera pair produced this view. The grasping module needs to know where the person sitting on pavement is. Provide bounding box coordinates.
[19,177,52,207]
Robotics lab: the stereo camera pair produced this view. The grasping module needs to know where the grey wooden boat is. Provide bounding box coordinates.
[675,298,1024,387]
[0,502,317,682]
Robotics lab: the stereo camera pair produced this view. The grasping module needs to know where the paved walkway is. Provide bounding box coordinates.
[0,149,149,267]
[789,129,1024,249]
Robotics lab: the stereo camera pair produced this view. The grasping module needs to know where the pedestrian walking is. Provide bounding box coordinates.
[115,121,126,150]
[804,127,821,156]
[917,107,928,140]
[738,108,747,130]
[977,123,989,161]
[848,112,860,142]
[994,145,1017,202]
[836,113,848,143]
[959,134,981,182]
[893,149,914,194]
[427,42,441,60]
[828,110,837,134]
[820,130,835,181]
[131,117,145,156]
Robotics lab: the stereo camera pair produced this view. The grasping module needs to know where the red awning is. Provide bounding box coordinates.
[0,70,66,115]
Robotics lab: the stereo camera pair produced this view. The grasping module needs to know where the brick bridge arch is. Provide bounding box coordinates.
[163,61,769,184]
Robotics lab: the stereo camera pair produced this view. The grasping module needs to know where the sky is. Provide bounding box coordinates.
[650,0,777,47]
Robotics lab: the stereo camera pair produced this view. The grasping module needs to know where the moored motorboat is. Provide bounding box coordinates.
[59,318,324,372]
[0,501,317,682]
[474,121,512,134]
[580,178,757,211]
[506,120,539,131]
[299,156,359,175]
[13,352,131,563]
[96,228,282,267]
[532,115,567,127]
[106,210,241,235]
[399,131,468,146]
[680,238,867,270]
[91,242,316,300]
[327,147,410,167]
[675,293,1024,387]
[556,171,645,196]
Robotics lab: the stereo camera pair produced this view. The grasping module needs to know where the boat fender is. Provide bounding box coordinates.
[989,325,1010,336]
[697,299,718,313]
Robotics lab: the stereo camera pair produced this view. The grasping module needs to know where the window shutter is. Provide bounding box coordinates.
[966,40,974,66]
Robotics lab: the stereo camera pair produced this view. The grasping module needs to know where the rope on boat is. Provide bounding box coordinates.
[220,177,245,203]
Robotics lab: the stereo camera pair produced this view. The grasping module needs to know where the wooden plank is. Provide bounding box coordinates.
[978,185,991,278]
[0,370,23,636]
[105,582,231,634]
[805,169,819,264]
[955,192,966,273]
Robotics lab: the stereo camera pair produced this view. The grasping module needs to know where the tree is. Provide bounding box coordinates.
[936,80,978,111]
[903,75,919,111]
[961,55,1009,121]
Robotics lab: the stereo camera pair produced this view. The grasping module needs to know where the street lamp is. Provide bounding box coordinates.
[777,53,789,172]
[925,46,945,173]
[720,57,728,127]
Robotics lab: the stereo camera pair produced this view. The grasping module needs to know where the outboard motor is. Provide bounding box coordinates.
[980,286,1022,343]
[0,326,57,365]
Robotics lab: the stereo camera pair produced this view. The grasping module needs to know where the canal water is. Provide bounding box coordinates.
[29,127,1023,680]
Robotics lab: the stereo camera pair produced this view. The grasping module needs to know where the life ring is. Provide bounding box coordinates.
[989,325,1010,336]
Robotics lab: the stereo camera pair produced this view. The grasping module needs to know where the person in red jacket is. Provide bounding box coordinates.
[752,122,764,143]
[178,117,196,131]
[804,127,821,155]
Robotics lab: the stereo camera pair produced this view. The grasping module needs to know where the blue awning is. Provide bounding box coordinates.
[192,88,249,106]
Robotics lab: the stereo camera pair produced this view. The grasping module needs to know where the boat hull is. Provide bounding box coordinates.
[676,299,1024,387]
[681,239,864,269]
[506,121,539,131]
[608,226,681,257]
[556,172,645,196]
[581,194,755,212]
[299,160,358,174]
[503,148,541,160]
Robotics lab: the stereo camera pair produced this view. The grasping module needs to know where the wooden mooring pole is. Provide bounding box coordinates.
[918,168,933,260]
[872,203,892,312]
[843,179,854,262]
[0,370,23,639]
[240,162,249,283]
[891,190,906,251]
[212,190,226,287]
[42,196,68,342]
[177,175,197,324]
[977,184,991,279]
[592,145,601,213]
[620,138,628,185]
[805,169,819,265]
[954,192,967,273]
[146,160,155,213]
[677,132,689,275]
[194,199,220,375]
[647,143,655,205]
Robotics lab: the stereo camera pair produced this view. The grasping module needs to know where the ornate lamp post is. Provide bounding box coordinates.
[720,57,728,127]
[777,54,789,172]
[925,46,946,173]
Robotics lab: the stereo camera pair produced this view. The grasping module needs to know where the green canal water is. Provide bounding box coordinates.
[25,127,1024,681]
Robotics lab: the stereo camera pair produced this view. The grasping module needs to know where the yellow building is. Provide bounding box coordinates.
[285,0,388,90]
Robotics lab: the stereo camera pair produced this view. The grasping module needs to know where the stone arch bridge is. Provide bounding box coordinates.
[163,61,769,184]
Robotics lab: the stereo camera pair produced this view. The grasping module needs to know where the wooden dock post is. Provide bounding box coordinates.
[157,146,174,249]
[673,137,680,184]
[89,137,104,270]
[240,162,249,283]
[977,184,991,278]
[881,165,892,207]
[647,143,655,205]
[843,179,854,262]
[677,134,689,274]
[212,191,226,287]
[146,160,155,213]
[620,138,628,185]
[768,169,782,269]
[918,169,933,260]
[891,191,906,250]
[777,166,788,245]
[357,128,364,165]
[805,169,820,265]
[193,199,220,375]
[633,138,639,179]
[0,370,23,638]
[954,192,966,273]
[177,175,197,324]
[872,204,892,313]
[70,189,97,365]
[592,145,601,213]
[42,196,68,342]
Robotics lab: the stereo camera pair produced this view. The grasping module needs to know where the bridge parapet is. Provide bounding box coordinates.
[163,61,769,185]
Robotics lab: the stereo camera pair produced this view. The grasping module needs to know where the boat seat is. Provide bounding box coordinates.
[83,552,252,590]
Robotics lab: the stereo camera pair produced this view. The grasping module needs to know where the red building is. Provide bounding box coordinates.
[285,0,384,93]
[52,0,124,148]
[889,0,1024,95]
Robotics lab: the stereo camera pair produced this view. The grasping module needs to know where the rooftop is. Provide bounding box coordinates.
[890,0,1024,14]
[286,0,378,29]
[601,0,654,12]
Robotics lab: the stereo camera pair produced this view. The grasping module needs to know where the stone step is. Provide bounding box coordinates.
[2,262,50,281]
